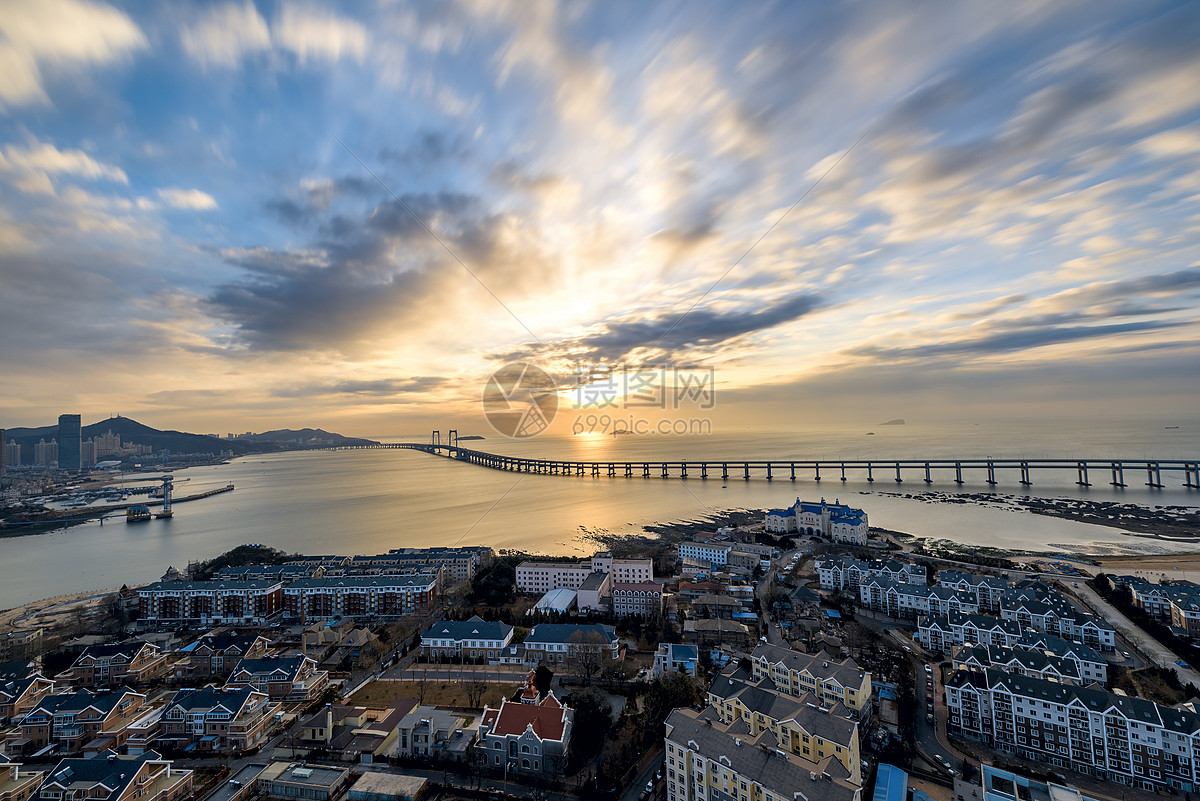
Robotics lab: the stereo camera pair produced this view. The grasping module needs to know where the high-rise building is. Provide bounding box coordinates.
[4,441,19,468]
[34,438,58,466]
[58,413,82,471]
[80,439,96,468]
[0,428,6,476]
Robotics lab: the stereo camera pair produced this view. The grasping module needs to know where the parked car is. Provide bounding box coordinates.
[646,782,654,793]
[926,713,934,725]
[925,664,933,674]
[1177,660,1192,670]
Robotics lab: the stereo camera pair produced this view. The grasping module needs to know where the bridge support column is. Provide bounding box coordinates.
[681,464,688,479]
[643,463,650,478]
[955,462,963,484]
[701,464,708,479]
[591,464,600,477]
[894,462,902,483]
[1146,461,1164,488]
[924,462,931,484]
[766,464,772,481]
[1020,461,1032,486]
[722,464,729,481]
[625,464,633,477]
[1076,462,1090,487]
[986,460,997,485]
[1111,462,1126,487]
[661,463,669,479]
[840,462,846,482]
[743,463,750,481]
[814,463,820,482]
[790,463,796,481]
[867,463,874,483]
[1186,462,1199,489]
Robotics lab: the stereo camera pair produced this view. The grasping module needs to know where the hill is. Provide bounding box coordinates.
[4,416,378,456]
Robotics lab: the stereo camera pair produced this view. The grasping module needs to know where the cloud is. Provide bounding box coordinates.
[0,0,146,109]
[181,1,369,68]
[270,377,451,398]
[274,4,368,65]
[180,2,270,68]
[156,187,218,210]
[0,139,127,194]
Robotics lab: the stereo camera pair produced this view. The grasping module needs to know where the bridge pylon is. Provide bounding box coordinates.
[431,430,441,447]
[448,429,459,448]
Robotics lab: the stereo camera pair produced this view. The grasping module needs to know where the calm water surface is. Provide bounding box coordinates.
[1,419,1197,608]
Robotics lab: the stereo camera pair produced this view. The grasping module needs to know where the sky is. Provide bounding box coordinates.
[1,0,1199,438]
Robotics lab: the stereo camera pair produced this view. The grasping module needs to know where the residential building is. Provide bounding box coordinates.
[282,700,414,763]
[946,668,1200,792]
[0,757,41,801]
[749,642,872,716]
[999,584,1116,651]
[655,644,699,678]
[257,763,349,801]
[765,498,870,546]
[226,655,328,701]
[138,580,284,626]
[951,644,1082,685]
[395,705,476,760]
[707,664,863,784]
[521,623,620,665]
[12,688,146,755]
[1016,633,1108,684]
[32,751,191,801]
[63,642,167,687]
[664,707,861,801]
[0,672,54,724]
[918,612,1025,652]
[576,572,611,613]
[420,617,514,661]
[678,542,734,568]
[689,593,743,619]
[936,571,1009,613]
[515,553,652,594]
[147,686,277,753]
[859,578,979,620]
[173,633,270,679]
[683,620,757,650]
[282,574,437,623]
[815,557,926,591]
[479,695,573,775]
[365,546,489,582]
[972,763,1101,801]
[612,581,663,618]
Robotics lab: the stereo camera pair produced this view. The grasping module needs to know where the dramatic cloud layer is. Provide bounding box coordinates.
[1,0,1198,434]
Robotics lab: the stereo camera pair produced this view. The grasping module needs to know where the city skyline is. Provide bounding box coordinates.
[1,1,1199,436]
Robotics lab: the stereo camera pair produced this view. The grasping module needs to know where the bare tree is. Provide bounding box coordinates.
[568,630,609,685]
[464,664,488,708]
[415,663,432,705]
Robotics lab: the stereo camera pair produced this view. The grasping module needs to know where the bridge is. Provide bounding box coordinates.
[336,431,1200,489]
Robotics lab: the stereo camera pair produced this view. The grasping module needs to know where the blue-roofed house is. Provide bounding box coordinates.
[654,643,698,678]
[765,498,870,544]
[420,616,514,662]
[873,763,908,801]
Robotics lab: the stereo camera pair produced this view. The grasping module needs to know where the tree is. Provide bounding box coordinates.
[566,686,613,769]
[464,665,489,708]
[568,630,609,685]
[415,663,432,705]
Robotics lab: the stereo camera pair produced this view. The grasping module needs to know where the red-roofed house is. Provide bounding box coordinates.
[478,695,573,776]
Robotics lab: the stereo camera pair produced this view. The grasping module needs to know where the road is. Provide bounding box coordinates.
[618,745,664,801]
[383,666,531,682]
[1064,578,1200,687]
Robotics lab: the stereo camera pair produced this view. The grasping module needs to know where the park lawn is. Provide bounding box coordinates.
[351,679,519,709]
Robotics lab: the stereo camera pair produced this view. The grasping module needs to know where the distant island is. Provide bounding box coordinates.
[4,415,379,459]
[458,435,485,441]
[881,418,906,426]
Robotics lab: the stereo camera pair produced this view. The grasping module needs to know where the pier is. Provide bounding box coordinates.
[336,438,1200,489]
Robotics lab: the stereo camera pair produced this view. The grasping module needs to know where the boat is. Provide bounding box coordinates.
[126,505,152,522]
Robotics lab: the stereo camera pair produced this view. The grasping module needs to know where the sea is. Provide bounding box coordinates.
[1,418,1198,609]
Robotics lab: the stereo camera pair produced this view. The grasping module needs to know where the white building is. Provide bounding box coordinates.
[765,498,869,545]
[678,541,732,568]
[516,552,652,594]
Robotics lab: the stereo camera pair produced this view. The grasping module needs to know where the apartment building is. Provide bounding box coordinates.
[0,757,41,801]
[859,578,979,620]
[664,707,861,801]
[999,584,1116,651]
[936,570,1009,613]
[281,574,437,623]
[918,613,1024,652]
[516,553,652,594]
[1017,633,1108,684]
[350,546,488,582]
[226,655,327,702]
[815,557,926,591]
[946,668,1200,792]
[479,695,573,775]
[138,580,284,626]
[13,688,147,755]
[951,644,1083,685]
[63,642,167,687]
[32,751,192,801]
[420,616,514,661]
[602,580,661,619]
[678,542,734,568]
[748,643,872,716]
[707,665,862,784]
